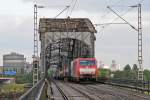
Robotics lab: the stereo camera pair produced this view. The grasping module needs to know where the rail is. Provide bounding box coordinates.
[104,78,150,94]
[19,78,45,100]
[53,80,69,100]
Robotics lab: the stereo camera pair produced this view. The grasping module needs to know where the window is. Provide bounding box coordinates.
[80,60,96,66]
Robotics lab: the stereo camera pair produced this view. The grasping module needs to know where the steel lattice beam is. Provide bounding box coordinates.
[33,4,39,85]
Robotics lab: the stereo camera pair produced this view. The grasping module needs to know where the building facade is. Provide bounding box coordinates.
[0,66,3,75]
[3,52,25,73]
[110,60,120,72]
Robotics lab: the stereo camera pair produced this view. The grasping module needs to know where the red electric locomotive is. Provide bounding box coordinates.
[71,58,98,81]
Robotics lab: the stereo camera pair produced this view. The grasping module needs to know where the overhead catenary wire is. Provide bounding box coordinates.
[97,0,128,33]
[56,0,78,18]
[95,6,136,34]
[107,6,138,31]
[95,0,124,39]
[109,0,144,7]
[66,0,74,17]
[54,6,70,18]
[106,6,136,26]
[33,0,72,18]
[95,0,144,40]
[99,0,145,29]
[69,0,78,17]
[101,0,125,21]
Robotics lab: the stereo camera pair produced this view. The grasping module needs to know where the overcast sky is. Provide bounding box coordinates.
[0,0,149,69]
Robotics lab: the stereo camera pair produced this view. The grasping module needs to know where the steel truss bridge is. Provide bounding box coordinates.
[39,18,97,78]
[19,17,97,100]
[19,17,149,100]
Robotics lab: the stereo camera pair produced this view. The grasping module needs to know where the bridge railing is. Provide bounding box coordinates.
[19,78,45,100]
[104,78,150,94]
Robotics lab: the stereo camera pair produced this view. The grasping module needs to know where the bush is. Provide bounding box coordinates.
[0,84,25,94]
[15,72,33,84]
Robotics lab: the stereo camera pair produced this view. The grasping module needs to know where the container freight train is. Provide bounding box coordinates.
[56,58,98,82]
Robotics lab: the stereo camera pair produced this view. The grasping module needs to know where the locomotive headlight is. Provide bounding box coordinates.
[79,68,96,74]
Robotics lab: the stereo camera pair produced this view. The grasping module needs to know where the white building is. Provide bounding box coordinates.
[110,60,120,71]
[3,52,26,73]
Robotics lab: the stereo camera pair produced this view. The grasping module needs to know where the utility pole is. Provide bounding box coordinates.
[137,4,143,81]
[32,4,69,85]
[33,4,39,85]
[107,4,143,81]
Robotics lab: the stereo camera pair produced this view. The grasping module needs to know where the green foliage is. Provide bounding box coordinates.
[112,64,150,81]
[99,68,110,78]
[113,70,124,79]
[0,84,25,94]
[132,64,138,71]
[144,70,150,81]
[1,72,33,84]
[122,64,132,79]
[132,64,138,79]
[124,64,131,71]
[15,72,33,84]
[48,68,53,77]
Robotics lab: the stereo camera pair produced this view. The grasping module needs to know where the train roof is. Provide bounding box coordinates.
[74,58,96,61]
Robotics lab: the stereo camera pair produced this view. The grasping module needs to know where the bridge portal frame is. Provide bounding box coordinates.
[39,18,97,78]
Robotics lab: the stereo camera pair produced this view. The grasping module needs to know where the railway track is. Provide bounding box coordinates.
[66,83,97,100]
[52,80,100,100]
[53,81,69,100]
[50,80,150,100]
[98,80,150,99]
[84,84,150,100]
[98,84,150,100]
[84,84,130,100]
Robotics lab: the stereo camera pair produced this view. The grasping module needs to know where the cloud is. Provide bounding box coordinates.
[0,15,33,65]
[0,0,150,69]
[95,14,150,69]
[22,0,33,3]
[0,15,33,48]
[21,0,150,12]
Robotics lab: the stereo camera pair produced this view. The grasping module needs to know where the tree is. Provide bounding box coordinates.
[48,68,55,78]
[132,64,138,79]
[124,64,131,71]
[112,64,132,79]
[132,64,138,71]
[123,64,132,79]
[113,70,123,79]
[15,72,33,84]
[144,69,150,81]
[112,63,150,81]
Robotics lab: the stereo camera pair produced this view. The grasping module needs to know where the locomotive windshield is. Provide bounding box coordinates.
[80,60,96,66]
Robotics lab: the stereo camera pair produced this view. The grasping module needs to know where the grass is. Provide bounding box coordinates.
[0,84,26,94]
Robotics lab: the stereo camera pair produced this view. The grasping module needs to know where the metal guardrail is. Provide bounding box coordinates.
[19,78,45,100]
[104,78,150,94]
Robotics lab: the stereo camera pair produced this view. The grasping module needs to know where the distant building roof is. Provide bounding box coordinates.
[39,18,97,33]
[3,52,24,57]
[103,65,110,69]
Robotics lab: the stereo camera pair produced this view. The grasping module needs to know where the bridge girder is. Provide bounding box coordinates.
[39,18,97,77]
[45,38,91,77]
